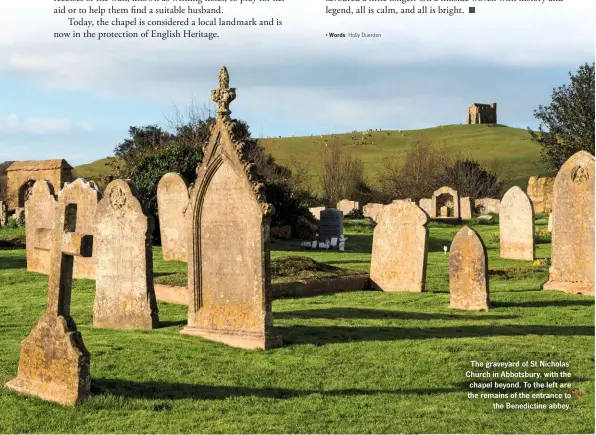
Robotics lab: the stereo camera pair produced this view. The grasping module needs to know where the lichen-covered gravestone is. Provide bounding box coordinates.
[93,179,159,329]
[499,186,535,261]
[337,199,359,216]
[460,197,472,220]
[370,201,429,292]
[157,173,190,262]
[543,151,595,296]
[25,180,56,274]
[58,179,101,279]
[449,226,490,310]
[181,66,282,349]
[363,203,384,222]
[418,198,432,217]
[6,200,93,405]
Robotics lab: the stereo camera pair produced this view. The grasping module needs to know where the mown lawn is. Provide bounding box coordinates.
[0,217,593,434]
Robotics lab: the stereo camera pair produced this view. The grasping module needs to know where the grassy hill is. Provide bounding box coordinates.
[75,124,555,194]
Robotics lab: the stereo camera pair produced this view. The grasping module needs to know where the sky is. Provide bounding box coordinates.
[0,0,594,165]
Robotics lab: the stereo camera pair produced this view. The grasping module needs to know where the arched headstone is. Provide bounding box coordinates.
[25,180,56,274]
[431,186,460,219]
[319,208,343,242]
[543,151,595,295]
[157,173,190,262]
[370,202,429,292]
[499,186,535,261]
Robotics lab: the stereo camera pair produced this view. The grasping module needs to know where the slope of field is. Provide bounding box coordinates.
[76,124,554,193]
[75,157,119,181]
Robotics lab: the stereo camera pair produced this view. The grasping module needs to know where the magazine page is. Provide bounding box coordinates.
[0,0,594,434]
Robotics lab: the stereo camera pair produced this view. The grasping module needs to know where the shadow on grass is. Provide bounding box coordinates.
[91,378,460,401]
[276,308,517,321]
[272,235,373,254]
[492,299,595,308]
[428,237,455,253]
[158,320,187,328]
[0,255,27,270]
[277,325,594,346]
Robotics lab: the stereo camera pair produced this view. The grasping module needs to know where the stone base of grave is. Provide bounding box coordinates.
[449,301,490,311]
[5,313,91,406]
[93,312,159,331]
[543,280,595,296]
[180,327,283,350]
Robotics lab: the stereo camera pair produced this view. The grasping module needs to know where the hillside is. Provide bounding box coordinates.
[75,124,555,194]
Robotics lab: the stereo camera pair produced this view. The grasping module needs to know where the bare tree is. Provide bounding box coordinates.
[320,141,366,207]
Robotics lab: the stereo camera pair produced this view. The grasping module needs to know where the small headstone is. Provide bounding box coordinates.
[500,186,535,261]
[308,206,325,220]
[6,199,93,405]
[363,203,385,222]
[157,173,190,262]
[337,199,360,216]
[547,213,552,233]
[311,240,318,248]
[449,226,490,311]
[338,235,347,251]
[330,237,338,248]
[418,198,432,217]
[319,208,343,241]
[478,214,493,222]
[474,198,500,214]
[93,179,159,330]
[440,206,448,217]
[543,151,595,295]
[460,197,473,220]
[25,181,56,275]
[370,202,429,292]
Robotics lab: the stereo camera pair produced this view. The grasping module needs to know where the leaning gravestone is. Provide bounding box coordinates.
[543,151,595,295]
[181,66,282,349]
[6,198,93,405]
[449,226,490,310]
[499,186,535,261]
[319,208,344,242]
[370,201,429,292]
[25,180,56,274]
[157,173,190,262]
[93,179,159,329]
[460,197,472,220]
[58,179,101,279]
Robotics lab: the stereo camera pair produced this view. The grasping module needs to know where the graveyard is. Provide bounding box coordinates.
[0,66,594,434]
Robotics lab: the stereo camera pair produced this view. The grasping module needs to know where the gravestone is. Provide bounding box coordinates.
[499,186,535,261]
[527,175,555,213]
[547,213,552,233]
[182,66,282,349]
[93,179,159,329]
[6,201,93,405]
[460,197,472,220]
[363,202,384,222]
[449,226,490,310]
[319,208,344,242]
[337,199,359,216]
[25,180,56,274]
[543,151,595,295]
[431,186,460,219]
[0,201,7,226]
[474,198,500,214]
[370,201,428,292]
[308,206,325,220]
[440,206,448,217]
[58,179,101,279]
[418,198,432,217]
[157,173,190,262]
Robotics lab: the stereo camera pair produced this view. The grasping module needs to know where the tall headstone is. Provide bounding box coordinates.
[460,197,472,220]
[93,179,159,329]
[157,173,190,262]
[418,198,433,217]
[370,202,429,292]
[449,226,490,311]
[25,180,56,274]
[6,201,93,405]
[431,186,460,219]
[337,199,359,216]
[0,201,7,226]
[499,186,535,261]
[58,179,101,279]
[319,208,344,242]
[543,151,595,296]
[182,67,282,350]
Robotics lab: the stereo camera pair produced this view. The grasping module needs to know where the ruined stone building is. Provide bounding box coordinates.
[468,103,497,124]
[4,160,74,211]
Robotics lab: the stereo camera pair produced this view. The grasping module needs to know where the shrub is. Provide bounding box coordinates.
[6,217,17,229]
[345,208,364,219]
[535,228,551,244]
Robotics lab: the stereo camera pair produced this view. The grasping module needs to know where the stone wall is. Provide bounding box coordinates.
[468,103,497,124]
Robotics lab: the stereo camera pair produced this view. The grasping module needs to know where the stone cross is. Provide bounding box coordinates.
[6,203,93,406]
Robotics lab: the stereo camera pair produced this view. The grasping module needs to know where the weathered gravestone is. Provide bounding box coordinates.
[181,66,282,349]
[499,186,535,261]
[418,198,432,217]
[543,151,595,295]
[6,201,92,405]
[460,197,472,220]
[449,226,490,310]
[157,173,190,262]
[363,202,384,222]
[58,179,100,279]
[308,206,325,220]
[527,175,555,213]
[319,208,344,242]
[93,179,159,329]
[370,201,428,292]
[337,199,359,216]
[0,201,7,226]
[474,198,500,214]
[25,180,56,274]
[547,213,552,233]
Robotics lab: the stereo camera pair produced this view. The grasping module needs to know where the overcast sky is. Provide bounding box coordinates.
[0,0,593,165]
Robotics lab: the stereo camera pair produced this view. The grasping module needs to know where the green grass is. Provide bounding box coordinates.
[75,124,555,193]
[74,157,119,182]
[0,218,593,433]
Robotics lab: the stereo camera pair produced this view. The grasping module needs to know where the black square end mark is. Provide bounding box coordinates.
[469,7,475,13]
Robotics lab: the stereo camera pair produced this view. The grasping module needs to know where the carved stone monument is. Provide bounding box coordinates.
[370,201,429,292]
[157,173,190,262]
[93,179,159,329]
[431,186,460,220]
[6,201,92,405]
[449,226,490,311]
[499,186,535,261]
[543,151,595,295]
[181,67,282,349]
